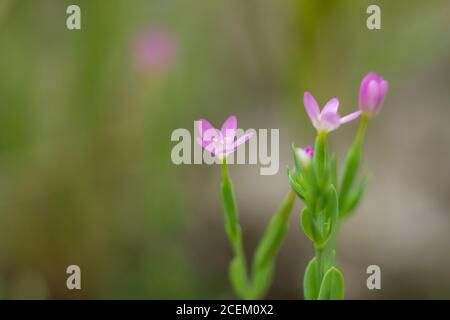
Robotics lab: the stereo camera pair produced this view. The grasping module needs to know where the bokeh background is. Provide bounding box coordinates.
[0,0,449,299]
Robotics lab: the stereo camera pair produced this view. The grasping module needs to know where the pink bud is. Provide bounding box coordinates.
[304,145,314,157]
[295,146,314,167]
[359,72,388,116]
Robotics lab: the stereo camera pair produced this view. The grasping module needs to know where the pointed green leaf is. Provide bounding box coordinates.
[303,257,320,300]
[250,261,274,299]
[229,257,248,298]
[318,267,345,300]
[253,191,295,270]
[341,175,369,218]
[249,191,294,298]
[288,168,305,199]
[339,117,368,210]
[325,185,339,243]
[301,207,319,243]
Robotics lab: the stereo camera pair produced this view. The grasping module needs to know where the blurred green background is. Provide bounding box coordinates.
[0,0,449,299]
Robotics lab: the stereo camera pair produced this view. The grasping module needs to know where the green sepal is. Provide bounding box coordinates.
[317,266,345,300]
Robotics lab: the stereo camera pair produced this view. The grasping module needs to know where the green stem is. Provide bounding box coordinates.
[220,158,250,298]
[315,247,324,282]
[314,131,328,182]
[355,114,369,146]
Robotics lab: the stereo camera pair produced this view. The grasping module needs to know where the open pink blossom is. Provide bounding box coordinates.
[197,115,255,159]
[359,72,388,116]
[303,92,361,133]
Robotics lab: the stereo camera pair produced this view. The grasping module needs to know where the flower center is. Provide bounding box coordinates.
[212,136,232,145]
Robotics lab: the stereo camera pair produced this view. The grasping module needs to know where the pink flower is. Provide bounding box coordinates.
[359,72,388,116]
[303,92,361,133]
[197,115,255,159]
[134,27,177,73]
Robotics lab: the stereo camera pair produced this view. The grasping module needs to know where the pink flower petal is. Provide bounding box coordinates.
[197,118,214,137]
[322,98,339,114]
[196,137,217,153]
[320,111,341,132]
[366,80,380,109]
[359,72,378,103]
[232,130,255,149]
[221,115,237,140]
[379,80,388,104]
[197,119,222,152]
[340,110,361,124]
[303,92,320,125]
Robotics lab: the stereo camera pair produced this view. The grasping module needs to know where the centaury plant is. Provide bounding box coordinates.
[197,116,295,299]
[288,72,388,300]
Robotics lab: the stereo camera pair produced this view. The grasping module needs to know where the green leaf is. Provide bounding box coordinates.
[288,168,304,199]
[253,191,295,270]
[251,191,295,298]
[339,146,360,205]
[339,117,368,210]
[303,257,320,300]
[327,185,339,240]
[318,267,345,300]
[250,261,274,299]
[229,257,248,298]
[341,175,369,219]
[301,207,321,244]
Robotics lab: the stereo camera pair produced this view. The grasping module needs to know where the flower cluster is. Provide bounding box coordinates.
[289,71,388,300]
[196,71,388,300]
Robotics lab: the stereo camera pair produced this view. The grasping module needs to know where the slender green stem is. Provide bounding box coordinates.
[220,158,250,297]
[315,247,324,282]
[314,131,328,182]
[355,114,369,146]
